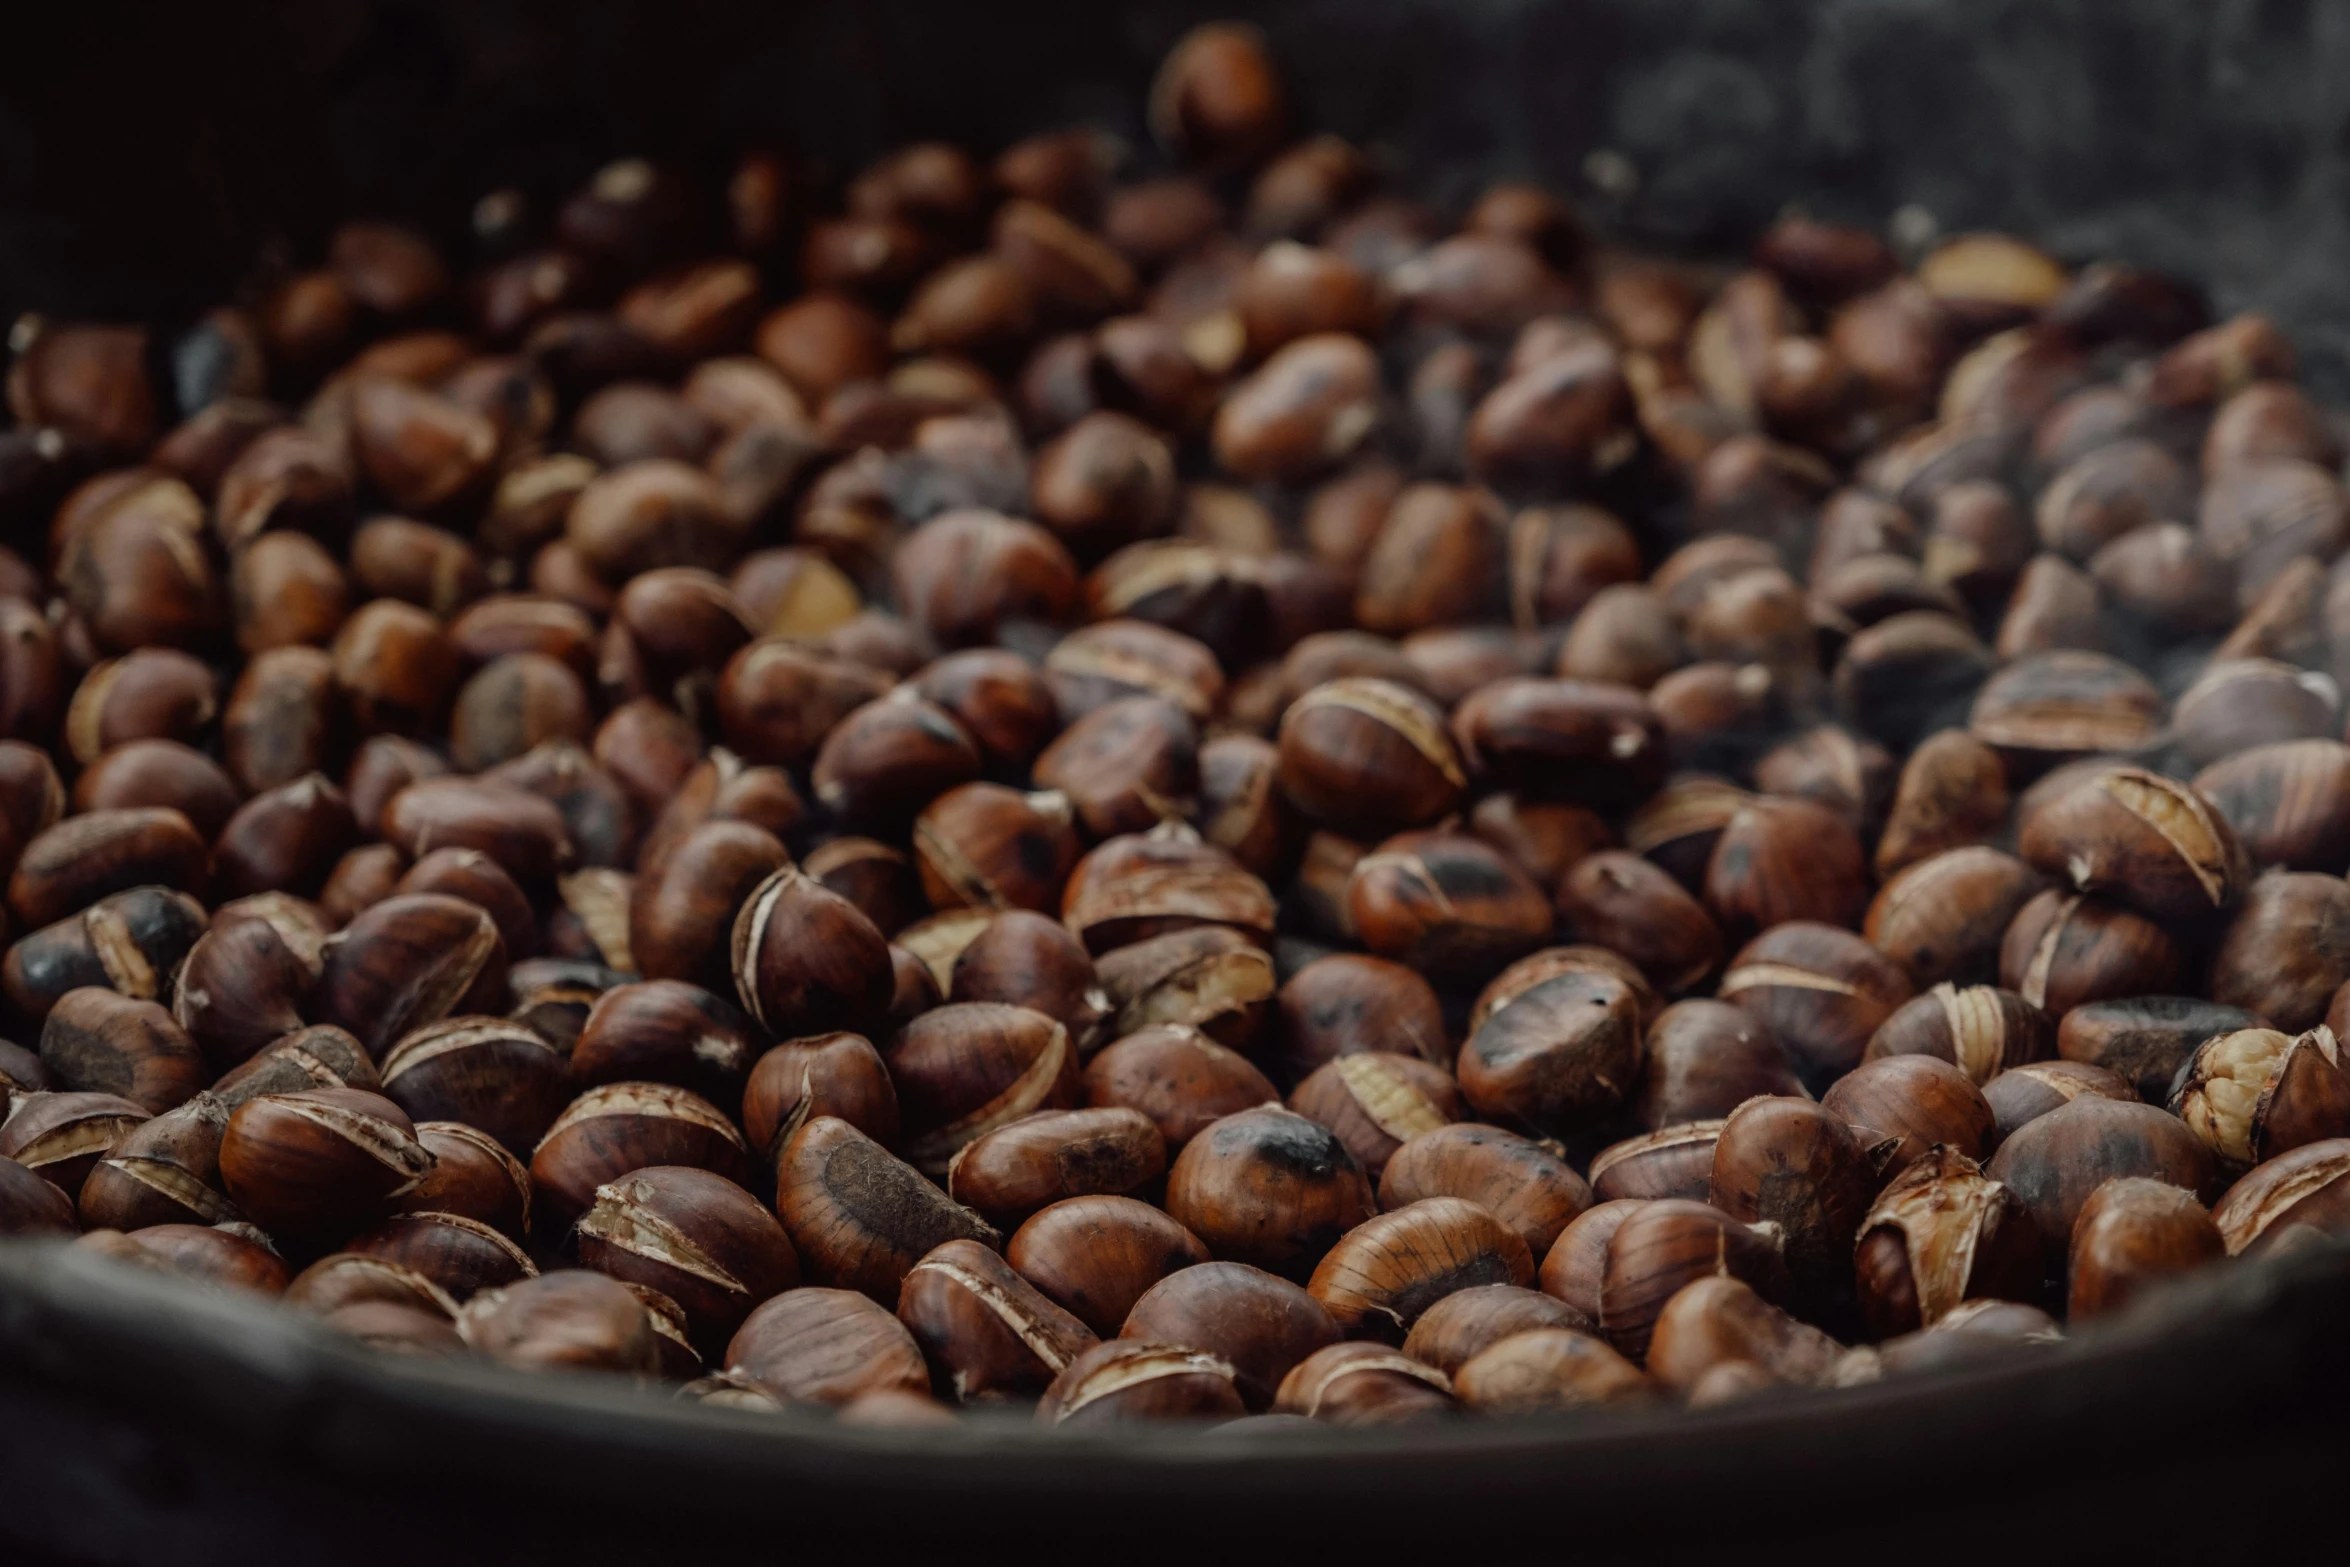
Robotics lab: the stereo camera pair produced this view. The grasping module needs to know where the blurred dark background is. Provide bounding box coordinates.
[4,0,2350,388]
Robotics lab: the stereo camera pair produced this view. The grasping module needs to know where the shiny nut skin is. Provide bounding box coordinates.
[1276,677,1465,838]
[1399,1283,1594,1377]
[1864,846,2044,989]
[2018,766,2246,921]
[1866,984,2054,1087]
[1986,1096,2217,1279]
[1452,1327,1651,1413]
[1036,1339,1246,1424]
[1006,1195,1209,1337]
[1457,970,1644,1138]
[1708,1096,1875,1310]
[1272,1340,1455,1424]
[397,1121,531,1238]
[1307,1196,1535,1340]
[1274,953,1449,1080]
[946,1107,1165,1223]
[1718,922,1915,1090]
[1823,1054,1995,1172]
[9,808,208,931]
[1287,1053,1463,1179]
[1631,1000,1804,1130]
[2211,1139,2350,1257]
[377,1015,568,1157]
[218,1088,435,1245]
[1082,1024,1278,1151]
[731,868,896,1040]
[1163,1105,1375,1281]
[2208,872,2350,1032]
[1557,851,1723,995]
[1998,890,2185,1019]
[571,980,766,1109]
[1595,1198,1785,1363]
[311,894,509,1059]
[2066,1176,2224,1320]
[346,1210,536,1300]
[3,885,207,1026]
[1588,1124,1722,1204]
[1983,1061,2139,1146]
[631,821,790,995]
[725,1286,931,1406]
[2058,997,2264,1106]
[1346,830,1552,985]
[1645,1275,1842,1395]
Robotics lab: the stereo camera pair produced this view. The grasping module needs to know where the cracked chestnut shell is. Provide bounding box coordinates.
[1866,984,2054,1087]
[219,1088,434,1245]
[1275,677,1464,839]
[898,1236,1099,1403]
[378,1015,569,1157]
[575,1165,800,1353]
[2170,1025,2350,1170]
[528,1081,750,1234]
[885,1002,1081,1175]
[345,1210,537,1300]
[1852,1147,2041,1338]
[1719,922,1914,1090]
[77,1092,238,1231]
[457,1270,663,1375]
[2018,766,2246,921]
[2,884,208,1025]
[731,867,895,1041]
[1037,1338,1247,1424]
[1272,1340,1455,1424]
[312,894,509,1060]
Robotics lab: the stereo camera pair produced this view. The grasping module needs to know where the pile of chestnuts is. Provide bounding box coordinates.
[3,19,2349,1431]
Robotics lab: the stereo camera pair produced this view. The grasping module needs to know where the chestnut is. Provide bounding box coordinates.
[219,1088,434,1246]
[1864,846,2044,989]
[1061,824,1277,955]
[1452,1327,1652,1413]
[77,1092,237,1231]
[1081,1023,1278,1152]
[898,1237,1099,1403]
[1986,1096,2217,1280]
[730,867,895,1041]
[725,1285,932,1406]
[2211,1139,2350,1257]
[346,1210,536,1300]
[457,1270,663,1376]
[2066,1176,2224,1320]
[1866,984,2054,1086]
[1457,968,1644,1138]
[1702,796,1870,939]
[631,821,790,996]
[1029,1338,1243,1423]
[1982,1060,2139,1146]
[39,986,206,1114]
[0,1154,78,1234]
[1998,889,2185,1019]
[1346,830,1552,985]
[1595,1198,1786,1362]
[1093,925,1275,1050]
[9,808,209,930]
[1644,1276,1842,1395]
[2058,997,2264,1106]
[311,893,509,1059]
[1556,851,1723,995]
[529,1082,750,1234]
[2208,871,2350,1031]
[1286,1053,1463,1179]
[2194,740,2350,872]
[1708,1095,1875,1310]
[1719,922,1915,1090]
[1824,1053,1995,1173]
[377,1015,568,1157]
[574,1165,800,1353]
[1163,1105,1375,1281]
[397,1121,530,1239]
[3,885,208,1025]
[914,783,1083,914]
[1274,953,1449,1080]
[740,1031,900,1161]
[1852,1147,2041,1338]
[1271,1340,1457,1423]
[772,1116,999,1302]
[213,1025,379,1109]
[1031,695,1201,841]
[1588,1124,1722,1204]
[1400,1282,1594,1377]
[2018,766,2246,921]
[945,1106,1165,1223]
[2170,1025,2350,1170]
[1275,677,1465,839]
[1631,999,1805,1130]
